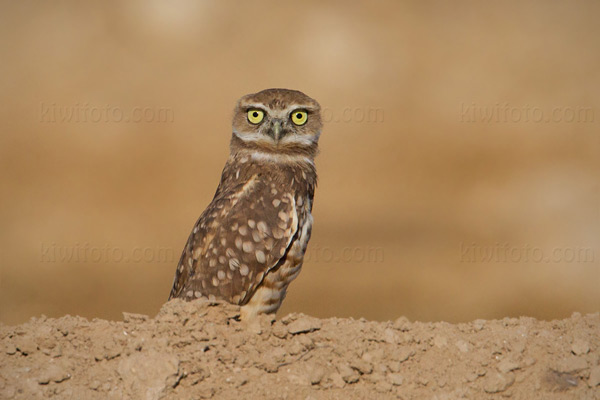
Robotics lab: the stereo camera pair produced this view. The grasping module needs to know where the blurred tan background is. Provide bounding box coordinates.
[1,1,598,325]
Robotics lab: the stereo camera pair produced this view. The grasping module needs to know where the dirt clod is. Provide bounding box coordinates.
[387,372,404,386]
[498,358,520,374]
[37,364,71,385]
[483,372,515,393]
[588,366,600,387]
[554,355,589,374]
[286,316,322,335]
[571,339,590,356]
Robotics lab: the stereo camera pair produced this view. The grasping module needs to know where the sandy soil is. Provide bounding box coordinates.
[1,301,599,400]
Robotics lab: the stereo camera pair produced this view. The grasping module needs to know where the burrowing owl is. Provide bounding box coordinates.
[169,88,321,319]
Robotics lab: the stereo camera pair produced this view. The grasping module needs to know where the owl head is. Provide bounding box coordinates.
[231,88,322,158]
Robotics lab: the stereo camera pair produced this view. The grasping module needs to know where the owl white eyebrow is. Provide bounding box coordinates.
[249,151,315,167]
[281,106,307,114]
[281,106,319,115]
[243,104,268,111]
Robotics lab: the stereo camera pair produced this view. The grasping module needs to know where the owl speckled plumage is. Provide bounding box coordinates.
[169,88,322,319]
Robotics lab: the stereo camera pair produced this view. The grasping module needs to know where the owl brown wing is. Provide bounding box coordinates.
[169,174,298,305]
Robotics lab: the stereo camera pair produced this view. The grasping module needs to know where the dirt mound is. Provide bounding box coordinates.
[1,300,599,399]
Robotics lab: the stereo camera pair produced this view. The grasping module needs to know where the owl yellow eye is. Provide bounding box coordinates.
[247,109,264,124]
[291,110,308,125]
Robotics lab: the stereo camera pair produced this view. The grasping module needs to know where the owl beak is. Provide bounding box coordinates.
[270,119,285,142]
